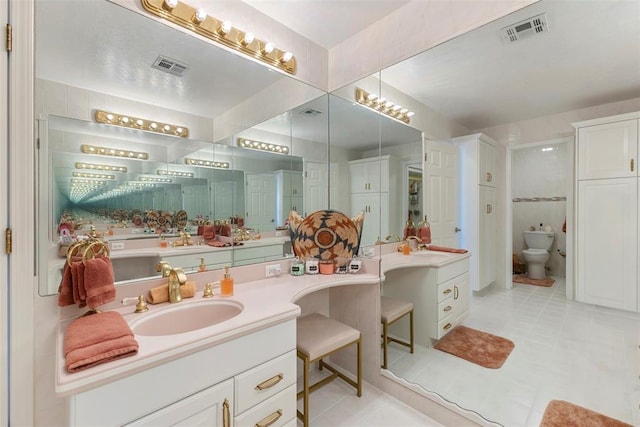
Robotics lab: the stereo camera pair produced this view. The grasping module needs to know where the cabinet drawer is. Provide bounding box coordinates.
[437,281,455,303]
[235,384,296,427]
[235,350,296,414]
[437,317,458,339]
[437,298,454,320]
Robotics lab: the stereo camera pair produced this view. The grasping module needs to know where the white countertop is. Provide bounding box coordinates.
[55,248,470,396]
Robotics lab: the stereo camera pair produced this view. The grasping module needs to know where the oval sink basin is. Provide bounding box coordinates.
[131,300,243,336]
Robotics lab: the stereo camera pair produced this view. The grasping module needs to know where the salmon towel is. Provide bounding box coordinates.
[84,255,116,308]
[64,311,138,373]
[427,245,468,254]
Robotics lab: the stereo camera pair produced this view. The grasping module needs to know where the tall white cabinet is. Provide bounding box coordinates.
[573,113,639,312]
[275,170,303,224]
[453,133,498,291]
[349,155,399,246]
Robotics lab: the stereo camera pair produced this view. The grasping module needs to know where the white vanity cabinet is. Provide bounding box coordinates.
[66,320,297,427]
[349,155,399,246]
[453,133,498,291]
[383,256,470,344]
[574,113,639,312]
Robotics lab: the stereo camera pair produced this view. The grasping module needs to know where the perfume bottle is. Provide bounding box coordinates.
[220,265,234,297]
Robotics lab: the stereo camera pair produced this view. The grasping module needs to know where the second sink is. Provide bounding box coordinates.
[131,300,243,336]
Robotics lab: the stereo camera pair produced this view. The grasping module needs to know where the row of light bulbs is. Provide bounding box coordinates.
[95,110,189,138]
[237,137,289,154]
[81,144,149,160]
[355,88,415,124]
[184,158,230,169]
[142,0,296,74]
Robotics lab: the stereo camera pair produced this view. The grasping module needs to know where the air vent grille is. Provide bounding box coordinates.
[152,56,189,77]
[300,108,322,116]
[500,13,549,43]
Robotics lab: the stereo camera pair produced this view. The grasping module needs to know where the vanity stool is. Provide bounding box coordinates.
[381,295,414,369]
[296,313,362,426]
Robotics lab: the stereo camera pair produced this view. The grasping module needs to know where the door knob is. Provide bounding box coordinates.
[454,227,462,232]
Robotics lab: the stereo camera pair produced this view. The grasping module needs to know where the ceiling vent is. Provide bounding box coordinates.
[300,108,323,116]
[500,13,549,43]
[151,55,189,77]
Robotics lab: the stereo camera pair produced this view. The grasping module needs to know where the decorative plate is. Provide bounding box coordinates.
[289,210,364,262]
[145,210,159,229]
[174,210,188,229]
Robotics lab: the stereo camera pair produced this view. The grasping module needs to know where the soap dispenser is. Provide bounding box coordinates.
[198,257,206,272]
[418,215,432,245]
[402,211,416,240]
[220,265,234,297]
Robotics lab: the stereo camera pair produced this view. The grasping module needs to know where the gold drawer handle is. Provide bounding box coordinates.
[443,306,452,312]
[443,323,452,330]
[223,399,230,427]
[255,409,283,427]
[442,289,452,295]
[255,373,284,391]
[632,158,635,172]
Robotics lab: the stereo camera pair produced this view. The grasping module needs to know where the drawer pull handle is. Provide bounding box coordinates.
[255,373,284,390]
[255,409,283,427]
[442,289,452,295]
[443,306,452,312]
[223,399,230,427]
[454,285,459,300]
[443,323,452,330]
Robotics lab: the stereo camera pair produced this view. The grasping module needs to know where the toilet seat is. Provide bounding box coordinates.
[523,249,548,256]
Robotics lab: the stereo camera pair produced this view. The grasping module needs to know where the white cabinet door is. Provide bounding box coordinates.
[477,186,496,290]
[351,192,386,247]
[349,156,389,193]
[125,379,233,427]
[246,173,276,231]
[304,161,328,215]
[577,178,638,311]
[479,140,496,186]
[578,119,638,180]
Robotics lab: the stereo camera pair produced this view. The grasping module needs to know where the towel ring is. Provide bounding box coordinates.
[82,240,110,265]
[66,240,89,266]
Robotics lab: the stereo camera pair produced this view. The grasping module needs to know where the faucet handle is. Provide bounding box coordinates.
[122,295,149,313]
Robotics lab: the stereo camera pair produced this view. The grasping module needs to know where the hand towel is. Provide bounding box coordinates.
[147,281,197,304]
[202,225,216,240]
[427,245,468,254]
[83,255,116,308]
[70,259,87,308]
[57,261,75,307]
[64,311,138,373]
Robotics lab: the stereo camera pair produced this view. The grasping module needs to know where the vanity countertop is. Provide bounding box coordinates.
[381,250,471,274]
[55,270,380,396]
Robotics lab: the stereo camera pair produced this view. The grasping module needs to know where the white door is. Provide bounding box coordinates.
[212,181,236,221]
[424,139,459,247]
[478,186,497,289]
[245,174,276,231]
[304,161,327,215]
[578,119,638,180]
[577,177,638,311]
[1,0,9,422]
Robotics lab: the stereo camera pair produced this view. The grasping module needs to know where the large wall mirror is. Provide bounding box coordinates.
[35,0,327,295]
[374,1,640,425]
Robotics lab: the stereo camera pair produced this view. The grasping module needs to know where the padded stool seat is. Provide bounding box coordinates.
[296,313,361,426]
[381,296,414,369]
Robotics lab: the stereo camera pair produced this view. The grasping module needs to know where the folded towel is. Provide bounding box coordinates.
[71,259,87,308]
[202,225,216,240]
[57,261,75,307]
[206,239,231,247]
[215,224,231,237]
[427,245,468,254]
[84,255,116,308]
[64,311,138,373]
[147,281,197,304]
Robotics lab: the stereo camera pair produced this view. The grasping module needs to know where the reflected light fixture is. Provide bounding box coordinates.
[139,176,172,183]
[237,137,289,154]
[355,88,415,124]
[81,144,149,160]
[158,169,194,178]
[141,0,296,75]
[75,162,128,173]
[94,109,189,138]
[72,172,115,180]
[184,158,230,169]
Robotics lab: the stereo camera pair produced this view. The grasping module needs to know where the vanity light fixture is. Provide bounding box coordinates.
[81,144,149,160]
[72,172,115,180]
[237,137,289,154]
[157,169,194,178]
[139,176,172,183]
[70,178,107,187]
[94,109,189,138]
[141,0,297,75]
[184,158,230,169]
[355,88,414,124]
[75,162,127,173]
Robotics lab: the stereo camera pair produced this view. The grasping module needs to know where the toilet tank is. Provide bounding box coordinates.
[523,231,554,250]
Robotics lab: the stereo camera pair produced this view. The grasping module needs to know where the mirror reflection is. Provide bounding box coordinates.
[376,0,640,425]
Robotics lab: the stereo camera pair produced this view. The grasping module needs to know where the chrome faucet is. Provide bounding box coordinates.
[168,267,187,303]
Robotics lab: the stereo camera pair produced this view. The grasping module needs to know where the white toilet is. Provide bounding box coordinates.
[522,231,555,280]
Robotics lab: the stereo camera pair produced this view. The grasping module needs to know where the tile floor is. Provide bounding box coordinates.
[386,277,640,426]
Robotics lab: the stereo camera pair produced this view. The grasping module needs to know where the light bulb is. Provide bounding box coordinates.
[406,111,415,117]
[280,51,293,63]
[219,20,232,35]
[193,8,207,23]
[242,32,255,45]
[164,0,178,9]
[262,42,275,54]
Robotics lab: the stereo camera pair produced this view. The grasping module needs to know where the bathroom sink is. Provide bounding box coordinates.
[411,251,453,262]
[131,300,243,336]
